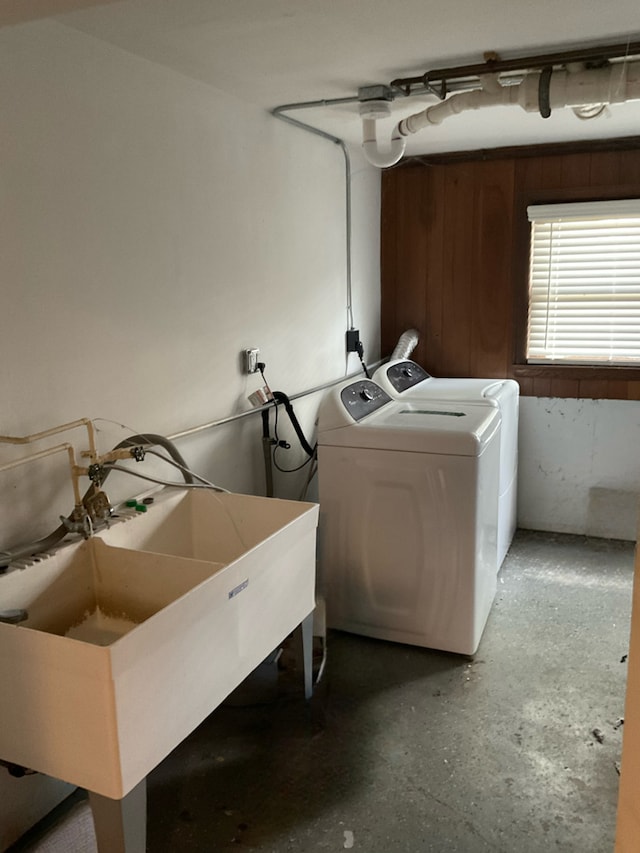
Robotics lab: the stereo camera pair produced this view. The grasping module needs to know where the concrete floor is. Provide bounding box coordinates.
[10,529,635,853]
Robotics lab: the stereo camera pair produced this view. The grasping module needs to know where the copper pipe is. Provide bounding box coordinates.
[0,418,98,461]
[0,443,82,506]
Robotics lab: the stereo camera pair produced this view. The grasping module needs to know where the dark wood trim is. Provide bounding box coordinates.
[512,364,640,380]
[381,143,640,399]
[397,135,640,167]
[511,185,531,370]
[515,183,640,207]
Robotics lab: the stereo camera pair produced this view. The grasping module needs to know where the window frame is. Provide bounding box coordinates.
[512,185,640,381]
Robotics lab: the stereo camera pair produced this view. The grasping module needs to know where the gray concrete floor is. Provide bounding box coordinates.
[11,530,635,853]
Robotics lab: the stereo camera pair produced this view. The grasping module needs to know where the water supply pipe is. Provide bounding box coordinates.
[363,59,640,167]
[0,418,98,462]
[0,442,85,566]
[0,443,82,505]
[0,430,192,567]
[261,409,275,498]
[400,62,639,132]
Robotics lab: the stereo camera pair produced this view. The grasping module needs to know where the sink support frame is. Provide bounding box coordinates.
[85,609,315,852]
[89,779,146,853]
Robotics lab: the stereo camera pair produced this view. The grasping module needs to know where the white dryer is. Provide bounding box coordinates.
[317,378,500,656]
[373,360,519,569]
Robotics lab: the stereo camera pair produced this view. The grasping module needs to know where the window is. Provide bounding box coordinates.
[526,199,640,365]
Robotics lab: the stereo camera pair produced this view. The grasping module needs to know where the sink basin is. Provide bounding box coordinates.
[0,489,318,798]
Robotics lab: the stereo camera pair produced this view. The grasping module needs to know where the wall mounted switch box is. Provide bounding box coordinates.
[346,330,360,353]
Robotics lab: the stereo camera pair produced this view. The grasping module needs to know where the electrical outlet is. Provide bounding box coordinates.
[244,348,260,374]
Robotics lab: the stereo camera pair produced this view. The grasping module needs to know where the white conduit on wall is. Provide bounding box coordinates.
[363,60,640,168]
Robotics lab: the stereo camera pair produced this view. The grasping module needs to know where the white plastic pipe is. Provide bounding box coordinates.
[399,85,513,134]
[362,60,640,167]
[361,117,406,168]
[518,61,640,111]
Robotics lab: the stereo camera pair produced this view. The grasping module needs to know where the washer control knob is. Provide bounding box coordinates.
[360,387,374,401]
[402,367,413,377]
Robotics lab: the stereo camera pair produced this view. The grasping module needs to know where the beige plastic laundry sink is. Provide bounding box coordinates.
[0,489,318,798]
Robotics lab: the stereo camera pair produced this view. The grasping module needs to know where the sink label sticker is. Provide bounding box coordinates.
[228,579,249,600]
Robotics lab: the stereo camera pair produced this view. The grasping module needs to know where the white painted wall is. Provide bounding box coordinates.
[3,15,638,850]
[0,19,380,847]
[518,397,640,541]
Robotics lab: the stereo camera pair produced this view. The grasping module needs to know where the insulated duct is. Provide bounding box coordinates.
[391,329,420,360]
[361,57,640,168]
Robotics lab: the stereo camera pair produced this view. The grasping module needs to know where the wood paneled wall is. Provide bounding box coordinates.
[381,140,640,399]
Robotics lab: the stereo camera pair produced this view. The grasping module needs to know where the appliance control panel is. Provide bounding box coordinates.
[385,360,430,393]
[340,380,391,422]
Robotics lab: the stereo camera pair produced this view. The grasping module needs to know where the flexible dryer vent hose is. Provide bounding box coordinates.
[391,329,420,360]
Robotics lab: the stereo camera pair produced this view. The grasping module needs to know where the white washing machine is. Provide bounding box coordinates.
[317,377,501,656]
[373,360,519,569]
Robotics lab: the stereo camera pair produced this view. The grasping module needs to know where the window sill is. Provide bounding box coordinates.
[512,363,640,381]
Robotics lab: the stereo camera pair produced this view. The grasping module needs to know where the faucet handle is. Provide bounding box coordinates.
[83,490,112,527]
[60,513,93,539]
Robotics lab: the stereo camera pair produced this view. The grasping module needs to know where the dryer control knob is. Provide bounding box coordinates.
[402,367,413,377]
[360,388,374,401]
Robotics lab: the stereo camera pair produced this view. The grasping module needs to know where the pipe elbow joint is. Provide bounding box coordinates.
[362,139,406,168]
[361,118,406,168]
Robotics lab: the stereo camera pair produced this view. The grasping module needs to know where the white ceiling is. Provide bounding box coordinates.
[5,0,640,157]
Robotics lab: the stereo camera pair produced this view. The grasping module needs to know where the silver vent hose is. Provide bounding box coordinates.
[391,329,420,360]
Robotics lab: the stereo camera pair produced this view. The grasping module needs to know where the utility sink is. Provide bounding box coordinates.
[0,489,318,799]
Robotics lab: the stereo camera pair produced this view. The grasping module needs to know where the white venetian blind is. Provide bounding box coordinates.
[527,199,640,364]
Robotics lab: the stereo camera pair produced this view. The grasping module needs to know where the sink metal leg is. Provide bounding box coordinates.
[88,779,147,853]
[301,610,313,700]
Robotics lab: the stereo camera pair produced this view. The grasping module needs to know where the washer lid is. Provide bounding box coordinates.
[319,399,500,456]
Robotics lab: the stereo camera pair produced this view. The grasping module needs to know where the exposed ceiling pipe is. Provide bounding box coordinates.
[359,97,406,168]
[389,40,640,96]
[362,58,640,168]
[401,61,639,131]
[362,117,406,168]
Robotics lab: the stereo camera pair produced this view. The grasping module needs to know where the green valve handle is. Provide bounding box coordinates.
[135,504,148,513]
[125,499,137,508]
